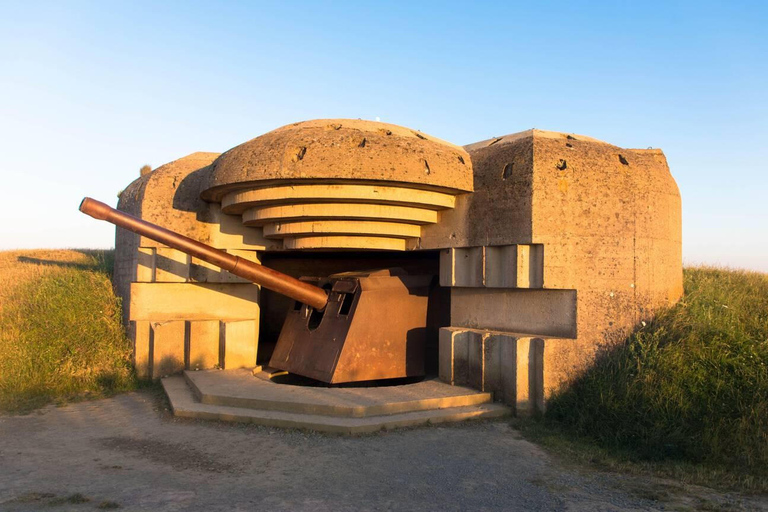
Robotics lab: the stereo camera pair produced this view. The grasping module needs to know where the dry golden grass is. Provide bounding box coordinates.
[0,250,96,312]
[0,249,138,413]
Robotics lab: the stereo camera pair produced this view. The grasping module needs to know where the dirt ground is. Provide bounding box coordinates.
[0,391,765,512]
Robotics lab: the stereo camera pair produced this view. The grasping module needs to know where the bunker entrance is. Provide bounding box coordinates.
[258,250,449,378]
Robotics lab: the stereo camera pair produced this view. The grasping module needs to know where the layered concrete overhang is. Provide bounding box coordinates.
[199,119,473,250]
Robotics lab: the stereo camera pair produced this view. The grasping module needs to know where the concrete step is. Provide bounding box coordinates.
[183,369,494,418]
[162,376,511,434]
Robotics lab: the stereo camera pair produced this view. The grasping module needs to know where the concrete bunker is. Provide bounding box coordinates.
[108,119,682,422]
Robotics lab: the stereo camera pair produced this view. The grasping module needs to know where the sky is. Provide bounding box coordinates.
[0,0,766,271]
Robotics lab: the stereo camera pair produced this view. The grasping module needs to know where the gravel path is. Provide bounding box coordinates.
[0,391,764,511]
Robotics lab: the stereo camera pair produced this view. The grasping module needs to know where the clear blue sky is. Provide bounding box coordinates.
[1,1,766,271]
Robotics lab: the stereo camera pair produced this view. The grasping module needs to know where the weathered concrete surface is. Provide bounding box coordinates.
[115,154,271,378]
[116,152,271,250]
[164,375,510,434]
[200,119,473,201]
[183,369,495,417]
[422,129,683,400]
[450,288,577,338]
[129,283,260,321]
[221,184,457,214]
[110,124,683,407]
[440,328,547,415]
[1,393,760,512]
[114,151,271,326]
[199,120,473,250]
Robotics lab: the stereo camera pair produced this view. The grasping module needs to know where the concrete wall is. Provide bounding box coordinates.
[424,130,682,409]
[115,152,272,379]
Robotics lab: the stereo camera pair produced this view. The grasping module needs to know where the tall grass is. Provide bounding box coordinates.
[0,250,137,413]
[544,267,768,480]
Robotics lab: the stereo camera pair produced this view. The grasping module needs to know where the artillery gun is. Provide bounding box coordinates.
[80,197,430,384]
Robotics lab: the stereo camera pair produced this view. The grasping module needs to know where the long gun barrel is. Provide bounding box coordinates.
[79,197,329,310]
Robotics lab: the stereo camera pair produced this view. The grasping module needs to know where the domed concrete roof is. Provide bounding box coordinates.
[200,119,473,201]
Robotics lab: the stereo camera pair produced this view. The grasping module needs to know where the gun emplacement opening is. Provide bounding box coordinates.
[80,197,432,384]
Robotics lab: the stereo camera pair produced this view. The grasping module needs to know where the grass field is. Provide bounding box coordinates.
[521,266,768,491]
[0,249,138,413]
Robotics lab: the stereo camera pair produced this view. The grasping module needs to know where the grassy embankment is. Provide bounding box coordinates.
[519,267,768,491]
[0,249,138,413]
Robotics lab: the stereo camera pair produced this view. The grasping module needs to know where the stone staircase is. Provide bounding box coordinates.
[162,368,511,434]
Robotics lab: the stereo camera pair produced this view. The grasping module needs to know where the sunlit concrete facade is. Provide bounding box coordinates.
[113,120,682,413]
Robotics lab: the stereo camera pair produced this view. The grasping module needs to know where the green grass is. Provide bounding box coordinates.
[530,267,768,490]
[0,249,139,413]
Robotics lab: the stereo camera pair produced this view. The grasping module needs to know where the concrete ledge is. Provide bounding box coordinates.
[183,369,494,418]
[129,282,259,321]
[163,376,511,434]
[450,288,577,339]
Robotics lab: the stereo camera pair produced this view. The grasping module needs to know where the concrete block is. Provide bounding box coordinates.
[531,338,545,413]
[484,333,516,402]
[440,247,484,287]
[439,250,451,287]
[514,337,534,415]
[441,328,545,415]
[451,329,470,386]
[129,282,260,321]
[484,245,517,288]
[451,288,577,338]
[439,327,485,389]
[189,320,220,370]
[484,244,544,288]
[438,328,456,384]
[517,244,544,288]
[151,320,186,378]
[136,247,155,282]
[222,319,258,369]
[467,331,485,391]
[486,335,545,416]
[483,333,545,415]
[154,248,190,283]
[423,130,682,406]
[515,337,545,415]
[133,320,151,379]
